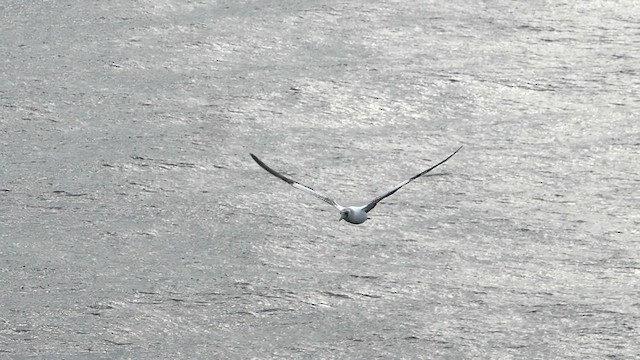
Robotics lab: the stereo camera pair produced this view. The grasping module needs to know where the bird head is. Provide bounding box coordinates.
[339,209,349,221]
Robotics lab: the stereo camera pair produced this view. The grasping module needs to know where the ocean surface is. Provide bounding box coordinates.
[1,1,638,358]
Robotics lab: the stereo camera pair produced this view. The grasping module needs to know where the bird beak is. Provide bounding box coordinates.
[339,213,347,221]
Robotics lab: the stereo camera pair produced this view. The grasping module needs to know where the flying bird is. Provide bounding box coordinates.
[250,146,462,224]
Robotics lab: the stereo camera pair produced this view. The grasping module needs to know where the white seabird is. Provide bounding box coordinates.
[250,146,462,225]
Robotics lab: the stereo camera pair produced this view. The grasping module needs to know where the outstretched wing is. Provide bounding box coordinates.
[250,153,343,210]
[362,146,463,213]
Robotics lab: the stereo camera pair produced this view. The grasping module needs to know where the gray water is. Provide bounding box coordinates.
[1,1,638,358]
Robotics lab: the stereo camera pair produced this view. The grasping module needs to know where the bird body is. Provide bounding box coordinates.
[251,146,462,225]
[339,206,369,224]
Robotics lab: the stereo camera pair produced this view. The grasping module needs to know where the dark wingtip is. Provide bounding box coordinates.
[448,145,463,157]
[250,153,263,167]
